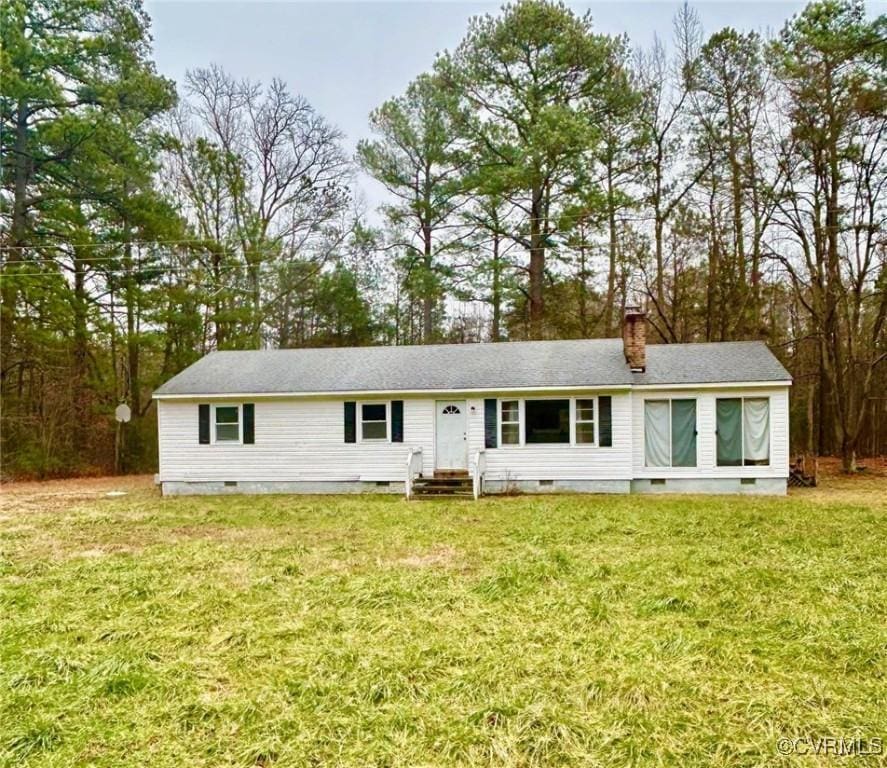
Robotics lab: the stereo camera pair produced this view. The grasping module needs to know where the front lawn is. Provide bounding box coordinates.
[1,477,885,767]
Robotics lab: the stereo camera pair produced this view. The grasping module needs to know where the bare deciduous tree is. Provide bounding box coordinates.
[166,64,353,347]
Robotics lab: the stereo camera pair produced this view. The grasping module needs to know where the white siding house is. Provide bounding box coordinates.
[154,313,792,496]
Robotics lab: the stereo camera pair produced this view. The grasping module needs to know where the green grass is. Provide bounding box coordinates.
[1,480,885,767]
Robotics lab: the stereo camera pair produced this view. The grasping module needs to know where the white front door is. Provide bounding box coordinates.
[435,400,467,471]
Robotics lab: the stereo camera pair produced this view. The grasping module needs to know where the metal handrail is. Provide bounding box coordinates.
[405,447,423,500]
[472,449,486,500]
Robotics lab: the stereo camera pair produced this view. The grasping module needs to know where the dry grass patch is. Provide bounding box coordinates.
[393,544,461,569]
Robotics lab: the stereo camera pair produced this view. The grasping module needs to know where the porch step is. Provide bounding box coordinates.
[411,474,474,498]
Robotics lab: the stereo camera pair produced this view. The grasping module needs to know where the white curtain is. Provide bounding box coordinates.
[743,398,770,464]
[644,400,670,467]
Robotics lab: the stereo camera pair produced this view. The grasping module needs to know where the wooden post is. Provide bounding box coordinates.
[115,420,122,475]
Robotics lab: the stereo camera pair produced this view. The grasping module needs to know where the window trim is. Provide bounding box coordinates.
[574,397,597,446]
[716,395,771,467]
[497,396,600,447]
[358,400,390,443]
[499,398,522,447]
[212,403,242,445]
[643,397,697,468]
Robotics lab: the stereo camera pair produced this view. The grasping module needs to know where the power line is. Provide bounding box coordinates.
[0,209,696,257]
[0,244,373,280]
[0,237,253,251]
[0,245,342,278]
[2,203,799,280]
[0,245,301,264]
[0,262,316,279]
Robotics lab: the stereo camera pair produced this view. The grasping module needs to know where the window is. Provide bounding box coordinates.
[526,399,570,444]
[500,400,520,445]
[716,399,742,466]
[360,402,388,441]
[743,399,770,466]
[575,399,595,444]
[670,400,697,467]
[644,399,697,467]
[717,397,769,466]
[214,405,240,442]
[498,397,605,446]
[442,405,461,414]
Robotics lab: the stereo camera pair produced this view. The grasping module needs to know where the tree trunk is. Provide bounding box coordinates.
[841,440,857,473]
[124,241,141,419]
[121,207,141,473]
[745,128,763,334]
[823,62,848,467]
[654,142,666,322]
[806,379,815,455]
[817,343,827,455]
[577,232,589,337]
[726,92,747,338]
[604,163,617,337]
[249,254,261,348]
[706,169,719,342]
[422,220,433,343]
[1,99,30,381]
[212,247,225,349]
[72,248,91,457]
[490,232,501,343]
[528,184,545,339]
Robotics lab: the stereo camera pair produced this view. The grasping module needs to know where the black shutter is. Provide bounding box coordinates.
[484,398,498,448]
[599,396,612,447]
[391,400,404,442]
[198,404,210,444]
[243,403,255,444]
[344,401,356,443]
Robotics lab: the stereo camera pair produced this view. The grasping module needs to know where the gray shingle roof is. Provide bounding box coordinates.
[641,341,791,385]
[154,339,790,396]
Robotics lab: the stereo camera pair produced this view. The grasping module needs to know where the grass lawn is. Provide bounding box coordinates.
[1,474,885,767]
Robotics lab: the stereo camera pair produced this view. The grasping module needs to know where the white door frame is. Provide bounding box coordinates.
[435,399,468,471]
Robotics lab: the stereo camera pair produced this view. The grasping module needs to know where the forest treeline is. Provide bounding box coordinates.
[1,0,884,477]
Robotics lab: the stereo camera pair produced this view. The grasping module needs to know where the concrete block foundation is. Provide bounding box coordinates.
[630,477,787,495]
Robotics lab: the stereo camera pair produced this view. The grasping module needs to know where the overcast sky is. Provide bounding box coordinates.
[145,0,810,210]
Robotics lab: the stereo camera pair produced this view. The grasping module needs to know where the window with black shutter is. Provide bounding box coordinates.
[598,396,612,447]
[344,401,356,443]
[198,404,210,444]
[243,403,255,444]
[391,400,404,442]
[484,398,497,448]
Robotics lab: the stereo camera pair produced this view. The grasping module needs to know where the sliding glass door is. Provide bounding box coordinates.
[717,397,770,466]
[644,399,697,467]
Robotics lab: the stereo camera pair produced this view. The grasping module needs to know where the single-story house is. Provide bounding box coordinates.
[153,310,792,497]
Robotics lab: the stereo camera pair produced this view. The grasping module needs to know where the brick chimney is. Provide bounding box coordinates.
[622,306,646,372]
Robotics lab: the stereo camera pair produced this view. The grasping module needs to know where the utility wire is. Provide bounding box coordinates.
[0,208,684,254]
